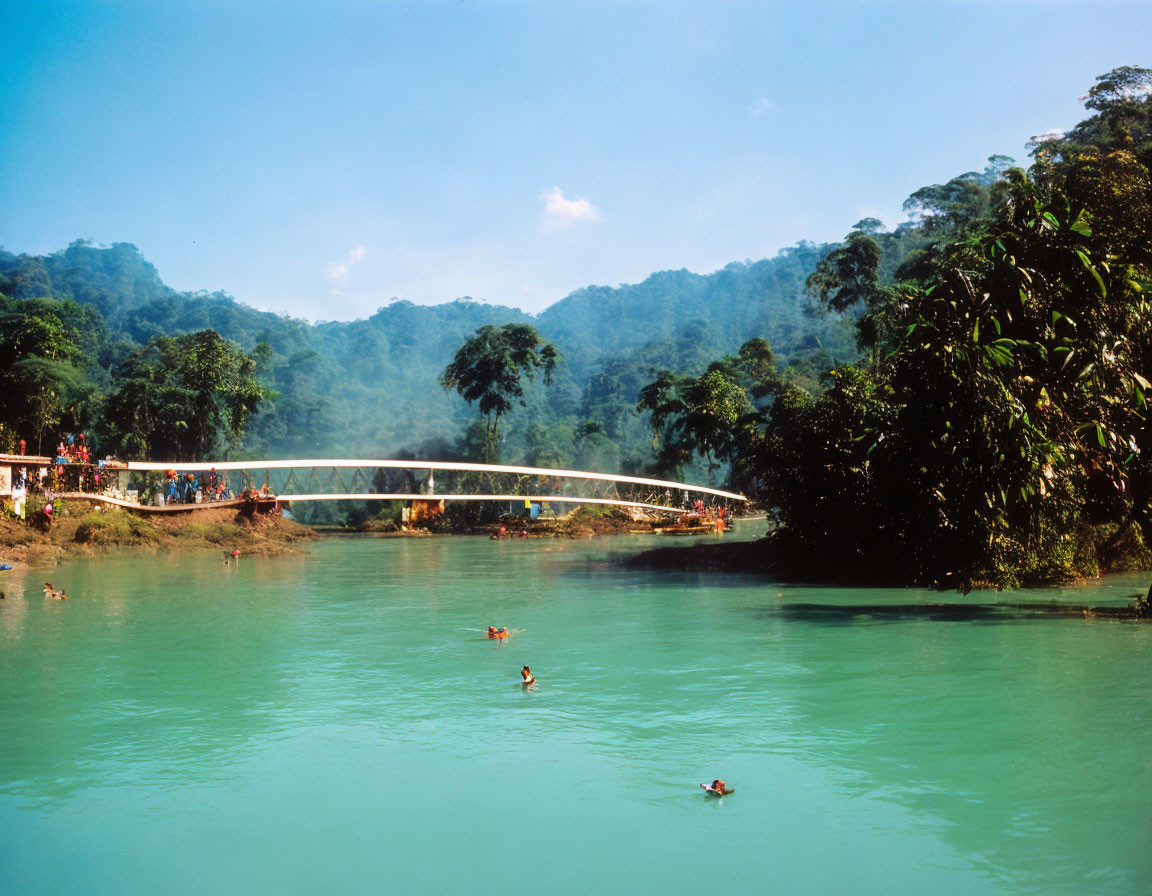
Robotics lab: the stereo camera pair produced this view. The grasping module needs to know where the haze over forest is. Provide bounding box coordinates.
[0,234,854,472]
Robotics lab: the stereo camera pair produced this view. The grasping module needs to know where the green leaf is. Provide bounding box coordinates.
[1075,249,1107,297]
[1070,210,1092,237]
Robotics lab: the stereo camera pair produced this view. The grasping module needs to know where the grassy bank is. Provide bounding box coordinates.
[0,500,317,568]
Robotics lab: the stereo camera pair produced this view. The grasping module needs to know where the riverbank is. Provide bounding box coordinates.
[343,504,643,538]
[0,500,316,568]
[0,502,649,568]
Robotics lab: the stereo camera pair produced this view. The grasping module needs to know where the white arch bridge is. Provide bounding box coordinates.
[118,459,746,515]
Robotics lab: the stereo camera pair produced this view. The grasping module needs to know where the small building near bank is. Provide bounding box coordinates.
[0,454,52,498]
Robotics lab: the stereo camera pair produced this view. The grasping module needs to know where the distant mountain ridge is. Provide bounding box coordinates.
[0,239,851,463]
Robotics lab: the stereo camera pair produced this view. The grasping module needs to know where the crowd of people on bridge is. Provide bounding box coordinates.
[161,469,235,505]
[3,430,256,509]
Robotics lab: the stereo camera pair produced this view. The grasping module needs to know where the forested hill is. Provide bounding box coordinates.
[537,245,832,378]
[0,238,851,467]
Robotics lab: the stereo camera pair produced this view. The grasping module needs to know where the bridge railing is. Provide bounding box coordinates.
[118,459,746,513]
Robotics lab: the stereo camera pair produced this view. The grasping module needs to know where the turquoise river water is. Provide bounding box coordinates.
[1,532,1151,894]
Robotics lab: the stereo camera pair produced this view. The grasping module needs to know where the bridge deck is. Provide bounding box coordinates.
[121,458,746,503]
[32,459,746,515]
[278,494,691,514]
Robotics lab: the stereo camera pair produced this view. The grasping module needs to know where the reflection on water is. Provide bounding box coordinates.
[0,536,1149,894]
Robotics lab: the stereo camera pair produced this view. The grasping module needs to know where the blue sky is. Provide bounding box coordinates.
[2,1,1148,319]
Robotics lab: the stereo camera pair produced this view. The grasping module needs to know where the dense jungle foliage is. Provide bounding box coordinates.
[0,223,851,475]
[640,66,1152,591]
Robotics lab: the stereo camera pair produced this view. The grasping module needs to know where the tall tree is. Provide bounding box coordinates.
[440,323,559,461]
[1060,65,1152,158]
[806,229,895,362]
[0,299,86,453]
[637,338,777,476]
[103,329,265,461]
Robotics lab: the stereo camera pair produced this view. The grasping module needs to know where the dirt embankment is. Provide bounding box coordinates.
[539,506,640,537]
[346,505,643,539]
[0,500,317,568]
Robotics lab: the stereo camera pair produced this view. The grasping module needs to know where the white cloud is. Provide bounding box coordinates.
[1030,128,1064,144]
[326,245,368,284]
[750,97,773,116]
[541,187,600,231]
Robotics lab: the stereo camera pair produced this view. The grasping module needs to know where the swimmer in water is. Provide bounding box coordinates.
[521,665,535,686]
[708,779,732,795]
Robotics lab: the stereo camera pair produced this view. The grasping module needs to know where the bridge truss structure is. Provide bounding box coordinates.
[122,459,746,515]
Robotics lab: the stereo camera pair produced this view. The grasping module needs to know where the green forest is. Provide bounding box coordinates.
[640,66,1152,594]
[3,66,1151,593]
[0,220,850,476]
